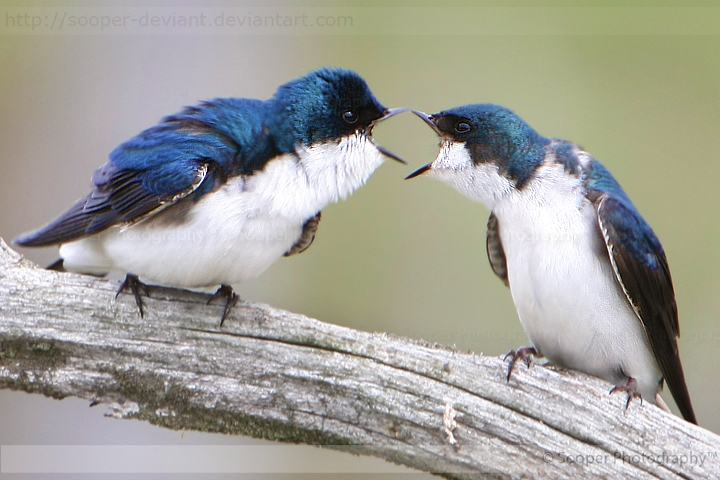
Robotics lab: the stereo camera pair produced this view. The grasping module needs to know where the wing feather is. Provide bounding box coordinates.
[595,194,695,423]
[16,161,208,247]
[15,98,270,248]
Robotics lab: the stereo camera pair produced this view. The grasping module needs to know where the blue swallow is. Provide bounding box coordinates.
[407,104,696,424]
[16,68,405,323]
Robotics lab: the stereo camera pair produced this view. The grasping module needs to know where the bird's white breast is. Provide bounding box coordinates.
[493,164,661,398]
[421,139,661,398]
[59,134,384,287]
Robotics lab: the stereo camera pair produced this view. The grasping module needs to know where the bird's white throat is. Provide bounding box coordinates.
[249,131,385,221]
[429,141,513,210]
[293,132,385,214]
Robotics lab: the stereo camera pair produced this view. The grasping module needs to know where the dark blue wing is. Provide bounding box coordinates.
[15,101,253,247]
[16,155,212,247]
[594,191,696,423]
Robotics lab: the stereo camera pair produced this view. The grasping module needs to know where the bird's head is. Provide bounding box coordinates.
[271,68,405,163]
[406,104,549,208]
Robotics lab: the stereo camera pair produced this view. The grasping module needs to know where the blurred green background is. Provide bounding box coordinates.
[1,0,718,477]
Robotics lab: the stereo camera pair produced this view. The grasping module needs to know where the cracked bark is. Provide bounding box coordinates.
[0,238,718,479]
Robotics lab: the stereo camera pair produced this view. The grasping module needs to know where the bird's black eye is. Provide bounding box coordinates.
[455,121,471,134]
[342,110,359,125]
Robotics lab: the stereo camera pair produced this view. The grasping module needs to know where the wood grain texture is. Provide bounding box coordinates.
[0,239,717,479]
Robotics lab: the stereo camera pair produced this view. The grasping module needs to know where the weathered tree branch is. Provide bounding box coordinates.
[0,238,717,479]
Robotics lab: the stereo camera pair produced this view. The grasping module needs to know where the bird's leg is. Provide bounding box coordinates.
[609,376,643,411]
[207,284,239,327]
[46,258,65,272]
[503,346,538,382]
[116,273,151,318]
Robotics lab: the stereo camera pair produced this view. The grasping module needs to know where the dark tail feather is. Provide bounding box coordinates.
[674,388,697,425]
[46,258,65,272]
[667,369,697,425]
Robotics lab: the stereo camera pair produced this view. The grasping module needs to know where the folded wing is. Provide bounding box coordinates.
[15,115,240,247]
[595,194,696,424]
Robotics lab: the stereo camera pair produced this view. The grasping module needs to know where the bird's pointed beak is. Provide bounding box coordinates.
[404,110,439,179]
[404,163,432,180]
[370,107,409,164]
[376,145,406,164]
[377,107,409,123]
[412,110,441,135]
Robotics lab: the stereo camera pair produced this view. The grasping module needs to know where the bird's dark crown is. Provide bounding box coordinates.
[271,68,387,152]
[432,104,550,187]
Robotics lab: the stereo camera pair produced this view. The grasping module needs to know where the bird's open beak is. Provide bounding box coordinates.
[370,107,409,164]
[412,110,442,135]
[376,145,406,164]
[404,110,439,179]
[404,163,432,180]
[377,107,409,123]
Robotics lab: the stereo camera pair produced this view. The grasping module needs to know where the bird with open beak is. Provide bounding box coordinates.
[17,68,407,324]
[406,105,696,424]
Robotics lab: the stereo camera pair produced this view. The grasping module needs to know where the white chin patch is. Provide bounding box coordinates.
[296,132,384,203]
[430,140,513,209]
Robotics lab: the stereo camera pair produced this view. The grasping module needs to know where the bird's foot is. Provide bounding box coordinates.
[116,273,150,318]
[503,346,538,382]
[609,377,643,411]
[46,258,65,272]
[207,284,239,327]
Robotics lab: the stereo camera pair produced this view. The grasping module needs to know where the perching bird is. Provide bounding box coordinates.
[406,104,696,424]
[16,68,405,324]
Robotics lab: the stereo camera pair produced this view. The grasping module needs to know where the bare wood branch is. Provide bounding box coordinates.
[0,238,717,479]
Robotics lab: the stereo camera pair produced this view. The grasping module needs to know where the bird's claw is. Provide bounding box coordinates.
[503,347,538,382]
[207,284,239,327]
[504,346,537,382]
[609,377,643,411]
[116,273,150,318]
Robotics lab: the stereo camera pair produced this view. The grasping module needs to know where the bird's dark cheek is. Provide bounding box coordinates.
[337,120,366,138]
[434,116,462,136]
[468,143,495,164]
